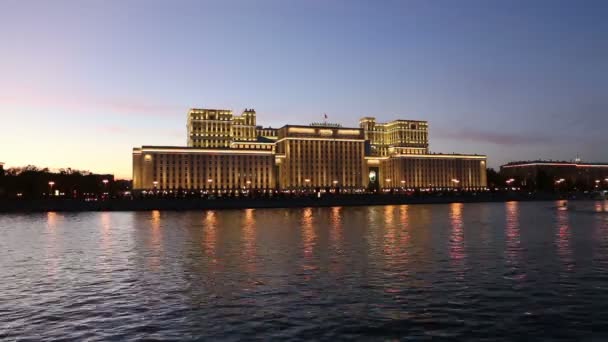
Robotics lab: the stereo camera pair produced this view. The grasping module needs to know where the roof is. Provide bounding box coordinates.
[502,160,608,168]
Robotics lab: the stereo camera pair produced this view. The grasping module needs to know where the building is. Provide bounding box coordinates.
[275,124,366,190]
[133,108,487,192]
[0,162,4,176]
[133,146,275,191]
[501,160,608,190]
[360,117,486,190]
[187,108,277,149]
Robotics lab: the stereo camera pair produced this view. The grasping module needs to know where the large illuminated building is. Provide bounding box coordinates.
[133,108,487,191]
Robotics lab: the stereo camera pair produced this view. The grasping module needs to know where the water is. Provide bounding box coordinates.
[1,201,608,340]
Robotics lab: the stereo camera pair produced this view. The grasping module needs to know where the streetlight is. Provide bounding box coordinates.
[102,179,109,193]
[506,178,515,185]
[304,179,311,192]
[385,179,392,191]
[48,181,55,197]
[555,178,565,191]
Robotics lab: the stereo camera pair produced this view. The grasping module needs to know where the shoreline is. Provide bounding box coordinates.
[0,193,591,213]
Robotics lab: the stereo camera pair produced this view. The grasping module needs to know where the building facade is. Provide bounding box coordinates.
[501,161,608,190]
[133,146,275,191]
[275,125,366,189]
[133,108,487,191]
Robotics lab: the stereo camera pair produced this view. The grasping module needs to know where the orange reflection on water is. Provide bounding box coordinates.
[449,203,465,263]
[147,210,163,271]
[329,206,344,275]
[329,206,343,247]
[595,201,608,213]
[556,204,573,272]
[242,209,257,272]
[505,202,522,277]
[301,208,316,260]
[45,212,60,277]
[99,212,112,254]
[399,205,410,245]
[47,211,58,229]
[383,205,397,258]
[384,205,395,226]
[202,211,218,260]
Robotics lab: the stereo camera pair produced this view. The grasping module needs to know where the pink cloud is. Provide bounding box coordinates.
[436,127,553,145]
[0,87,184,118]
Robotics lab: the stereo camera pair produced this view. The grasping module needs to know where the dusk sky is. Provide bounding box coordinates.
[1,0,607,179]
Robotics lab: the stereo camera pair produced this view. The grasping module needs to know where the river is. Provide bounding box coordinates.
[1,201,608,340]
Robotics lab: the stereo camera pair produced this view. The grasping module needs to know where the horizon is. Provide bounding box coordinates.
[2,0,607,179]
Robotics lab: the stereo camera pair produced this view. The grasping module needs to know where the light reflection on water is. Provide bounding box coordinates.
[556,205,573,273]
[449,202,465,265]
[2,201,608,340]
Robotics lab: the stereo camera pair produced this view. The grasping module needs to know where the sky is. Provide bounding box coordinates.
[1,0,607,179]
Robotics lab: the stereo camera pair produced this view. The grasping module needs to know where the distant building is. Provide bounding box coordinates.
[0,162,4,176]
[133,108,487,191]
[501,161,608,190]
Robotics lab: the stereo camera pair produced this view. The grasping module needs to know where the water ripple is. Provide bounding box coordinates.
[1,202,608,340]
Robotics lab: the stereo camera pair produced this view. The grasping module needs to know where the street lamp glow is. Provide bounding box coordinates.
[48,181,55,197]
[332,180,338,185]
[400,180,406,184]
[207,179,213,183]
[102,179,109,185]
[451,179,460,184]
[246,180,252,185]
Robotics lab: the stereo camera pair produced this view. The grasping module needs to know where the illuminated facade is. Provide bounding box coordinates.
[275,125,366,189]
[501,161,608,190]
[133,109,487,191]
[187,108,277,148]
[133,147,275,191]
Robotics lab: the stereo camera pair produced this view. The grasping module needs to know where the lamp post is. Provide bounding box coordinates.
[555,178,565,192]
[304,178,311,193]
[102,179,109,198]
[451,179,460,190]
[506,178,515,191]
[152,181,158,196]
[48,181,55,197]
[400,180,405,192]
[385,179,392,192]
[246,180,252,196]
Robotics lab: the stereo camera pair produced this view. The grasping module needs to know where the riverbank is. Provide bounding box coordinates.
[0,192,590,212]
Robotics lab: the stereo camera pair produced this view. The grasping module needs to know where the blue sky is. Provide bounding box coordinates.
[1,0,607,178]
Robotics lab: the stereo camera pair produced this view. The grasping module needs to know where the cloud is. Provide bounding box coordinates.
[435,127,553,145]
[0,87,184,118]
